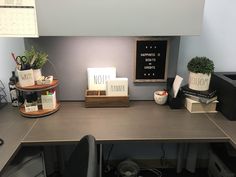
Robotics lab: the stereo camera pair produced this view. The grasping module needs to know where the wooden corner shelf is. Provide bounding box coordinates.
[15,79,60,118]
[19,102,60,118]
[85,90,129,108]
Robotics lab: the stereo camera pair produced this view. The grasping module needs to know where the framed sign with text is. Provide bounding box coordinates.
[134,39,169,82]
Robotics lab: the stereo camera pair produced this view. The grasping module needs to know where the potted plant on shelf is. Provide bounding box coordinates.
[187,56,214,91]
[24,47,48,81]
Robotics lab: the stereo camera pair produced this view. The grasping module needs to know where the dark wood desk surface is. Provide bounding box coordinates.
[0,101,232,173]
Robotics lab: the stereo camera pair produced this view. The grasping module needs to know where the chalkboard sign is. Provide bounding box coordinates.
[135,39,169,82]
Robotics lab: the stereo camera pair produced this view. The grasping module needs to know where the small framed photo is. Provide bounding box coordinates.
[134,38,169,82]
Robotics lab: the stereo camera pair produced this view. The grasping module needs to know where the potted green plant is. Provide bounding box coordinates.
[187,56,214,91]
[25,47,48,81]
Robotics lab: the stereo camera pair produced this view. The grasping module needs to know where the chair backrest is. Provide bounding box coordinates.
[65,135,97,177]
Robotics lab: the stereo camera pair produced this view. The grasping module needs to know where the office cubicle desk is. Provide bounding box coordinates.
[0,101,235,174]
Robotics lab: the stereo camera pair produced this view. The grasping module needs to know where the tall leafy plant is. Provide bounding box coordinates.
[25,47,48,69]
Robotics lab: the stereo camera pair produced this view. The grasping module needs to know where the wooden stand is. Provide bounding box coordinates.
[16,80,60,118]
[85,90,129,108]
[16,80,59,92]
[19,102,60,118]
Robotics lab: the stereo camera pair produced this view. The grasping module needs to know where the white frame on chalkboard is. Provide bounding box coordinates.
[134,37,170,83]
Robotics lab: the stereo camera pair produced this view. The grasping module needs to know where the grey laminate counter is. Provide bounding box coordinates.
[23,101,227,143]
[207,112,236,148]
[0,101,232,173]
[0,105,37,174]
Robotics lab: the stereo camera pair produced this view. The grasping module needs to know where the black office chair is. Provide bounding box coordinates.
[65,135,97,177]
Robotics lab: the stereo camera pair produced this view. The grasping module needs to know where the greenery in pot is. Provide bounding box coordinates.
[25,46,48,69]
[187,56,214,75]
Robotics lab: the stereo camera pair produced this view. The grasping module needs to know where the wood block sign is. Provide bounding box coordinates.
[106,78,128,96]
[87,67,116,90]
[17,69,35,87]
[135,39,169,82]
[41,92,57,110]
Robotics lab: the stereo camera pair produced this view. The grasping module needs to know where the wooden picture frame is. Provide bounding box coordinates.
[134,38,169,83]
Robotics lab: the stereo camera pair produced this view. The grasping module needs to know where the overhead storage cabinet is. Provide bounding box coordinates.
[36,0,205,36]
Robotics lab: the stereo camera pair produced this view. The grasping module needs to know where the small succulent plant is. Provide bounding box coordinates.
[187,56,214,75]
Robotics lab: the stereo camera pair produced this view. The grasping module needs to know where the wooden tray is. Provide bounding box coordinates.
[85,90,129,108]
[16,79,59,92]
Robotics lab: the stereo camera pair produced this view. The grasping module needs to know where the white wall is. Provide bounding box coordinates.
[177,0,236,82]
[36,0,204,36]
[0,38,25,101]
[25,37,180,100]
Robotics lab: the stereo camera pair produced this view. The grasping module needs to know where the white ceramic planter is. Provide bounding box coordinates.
[154,91,168,105]
[188,72,211,91]
[33,69,42,81]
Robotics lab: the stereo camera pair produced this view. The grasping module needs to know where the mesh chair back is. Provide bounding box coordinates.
[65,135,97,177]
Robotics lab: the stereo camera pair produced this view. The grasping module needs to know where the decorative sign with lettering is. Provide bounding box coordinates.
[87,67,116,90]
[135,39,169,82]
[41,92,56,110]
[106,78,128,96]
[17,69,35,87]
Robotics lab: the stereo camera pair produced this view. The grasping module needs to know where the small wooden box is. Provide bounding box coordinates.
[85,90,129,108]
